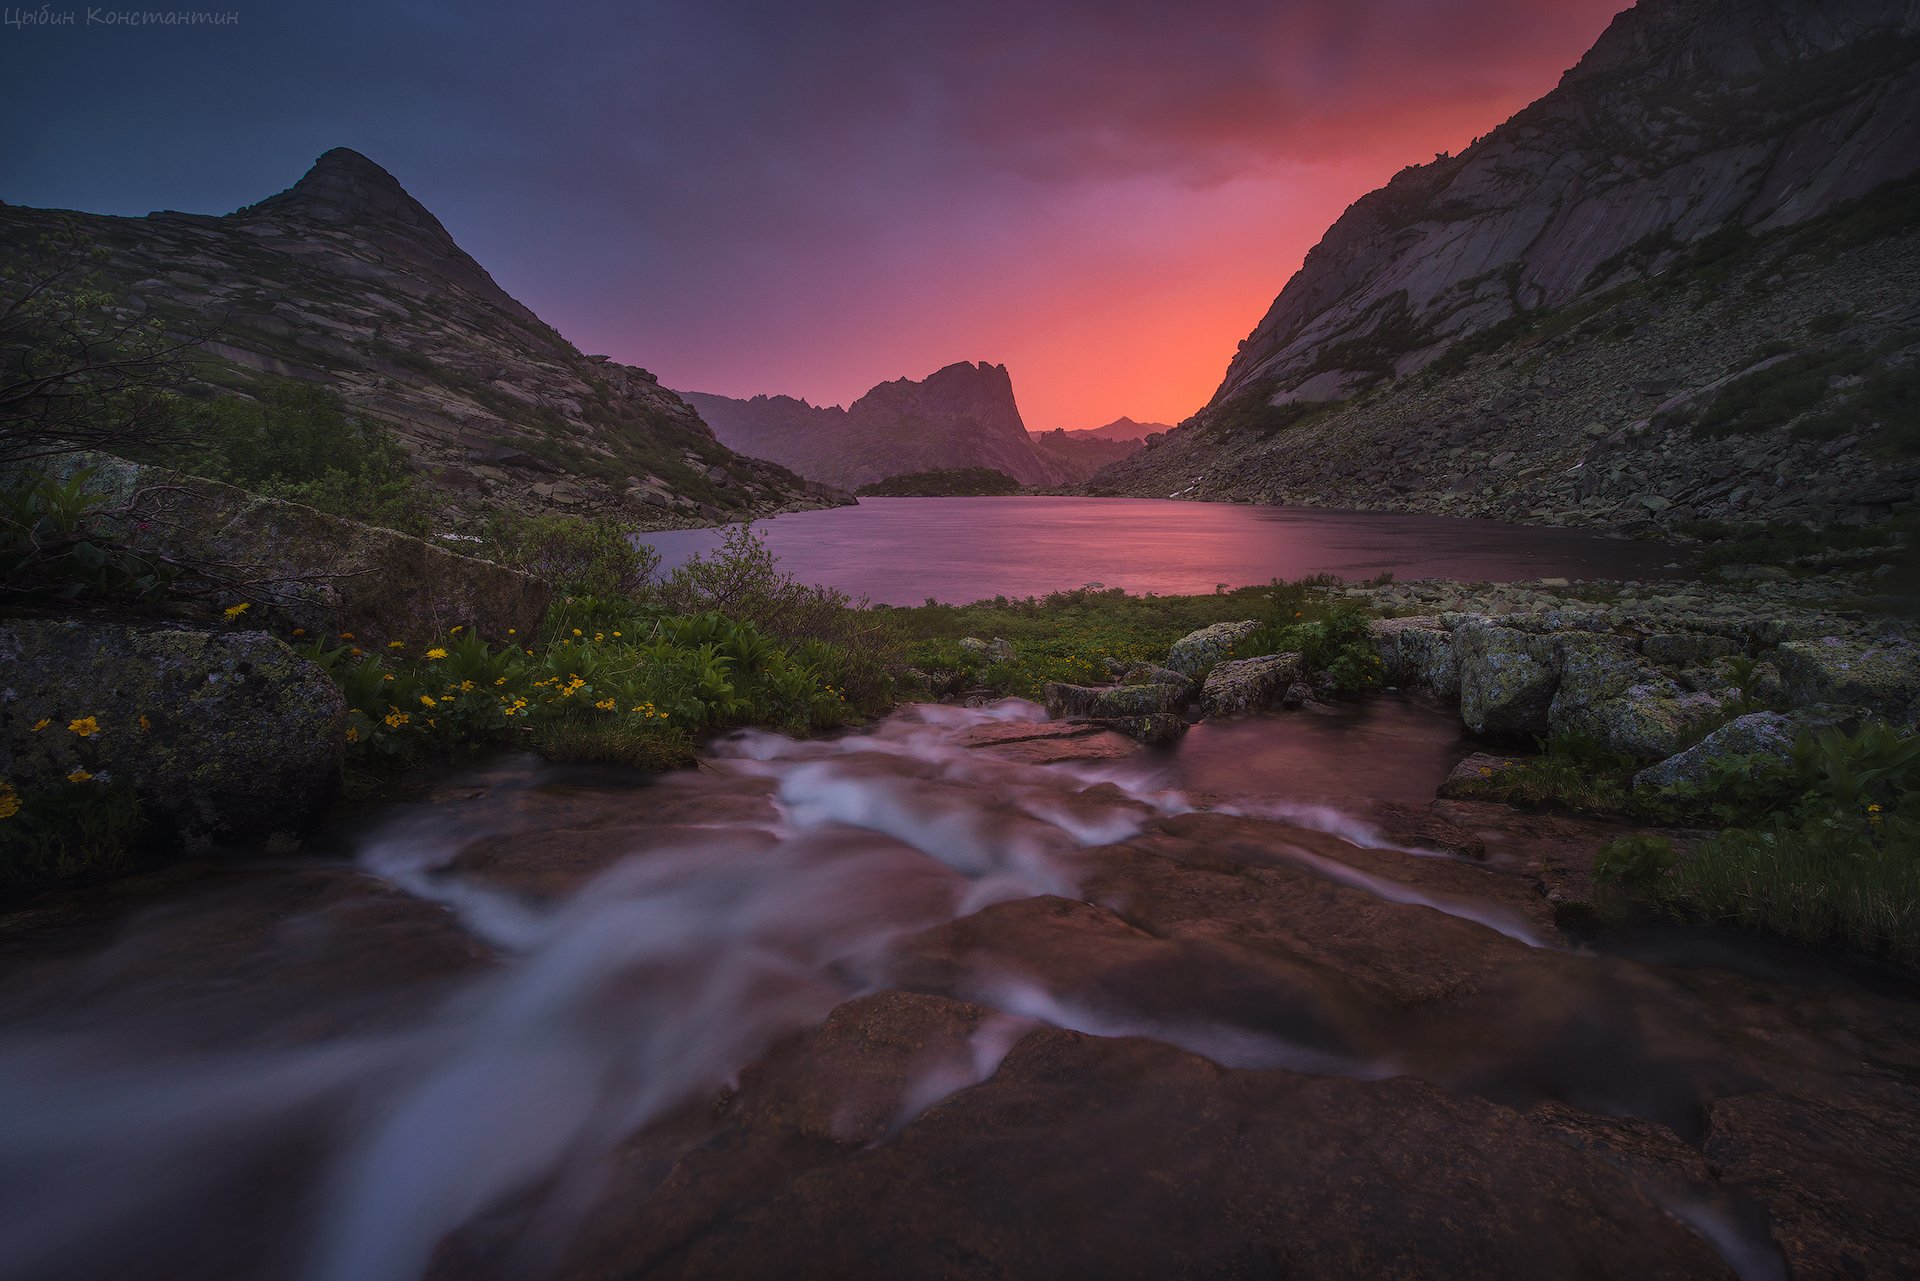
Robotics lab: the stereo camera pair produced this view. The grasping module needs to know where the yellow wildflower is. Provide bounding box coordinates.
[340,632,355,640]
[139,715,151,732]
[384,674,396,682]
[494,677,506,686]
[68,716,100,737]
[0,784,18,820]
[292,628,306,637]
[345,725,361,743]
[30,719,49,732]
[450,625,464,635]
[507,628,516,635]
[388,640,406,649]
[595,697,616,710]
[384,710,411,729]
[223,602,251,620]
[420,694,438,709]
[425,647,449,660]
[67,769,93,784]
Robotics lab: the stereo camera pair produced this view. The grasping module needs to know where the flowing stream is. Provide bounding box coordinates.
[0,699,1908,1280]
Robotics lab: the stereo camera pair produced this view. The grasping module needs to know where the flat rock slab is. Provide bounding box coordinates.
[954,719,1144,764]
[542,991,1736,1281]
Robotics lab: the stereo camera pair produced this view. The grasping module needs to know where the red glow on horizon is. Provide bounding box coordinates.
[592,1,1629,431]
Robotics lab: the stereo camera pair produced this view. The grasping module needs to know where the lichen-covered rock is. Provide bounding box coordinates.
[1200,654,1305,719]
[986,637,1015,665]
[1632,711,1803,791]
[1586,684,1730,762]
[1436,752,1525,798]
[1165,620,1262,677]
[1043,682,1186,720]
[1642,632,1741,668]
[1368,617,1458,696]
[41,453,550,643]
[1775,636,1920,718]
[1548,634,1648,733]
[1121,663,1194,694]
[1454,622,1560,740]
[0,619,345,848]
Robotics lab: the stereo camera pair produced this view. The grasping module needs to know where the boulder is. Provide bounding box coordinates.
[986,637,1015,665]
[1120,663,1195,696]
[0,620,345,851]
[1042,682,1186,720]
[1585,684,1730,762]
[1165,619,1263,676]
[1437,752,1525,798]
[1454,621,1560,740]
[39,453,550,643]
[1641,632,1741,668]
[1199,653,1305,718]
[1548,634,1648,734]
[1369,617,1458,697]
[1776,636,1920,718]
[1631,709,1836,791]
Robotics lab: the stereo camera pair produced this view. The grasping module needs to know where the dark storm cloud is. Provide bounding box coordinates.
[0,0,1623,419]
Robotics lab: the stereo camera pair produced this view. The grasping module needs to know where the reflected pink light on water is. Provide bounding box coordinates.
[642,497,1687,605]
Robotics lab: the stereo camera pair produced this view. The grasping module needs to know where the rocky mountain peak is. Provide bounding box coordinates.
[234,148,529,317]
[244,148,436,229]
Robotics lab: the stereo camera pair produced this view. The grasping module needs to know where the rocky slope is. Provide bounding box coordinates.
[1028,427,1142,480]
[685,361,1073,489]
[0,148,835,523]
[1096,0,1920,531]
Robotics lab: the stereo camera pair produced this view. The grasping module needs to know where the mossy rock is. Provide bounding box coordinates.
[41,452,551,643]
[1165,620,1263,677]
[0,619,345,857]
[1454,621,1560,740]
[1200,653,1305,718]
[1043,682,1187,719]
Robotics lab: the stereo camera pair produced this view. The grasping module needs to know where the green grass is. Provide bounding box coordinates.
[886,577,1368,699]
[1655,817,1920,967]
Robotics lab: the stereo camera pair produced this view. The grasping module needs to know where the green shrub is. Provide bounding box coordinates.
[1638,720,1920,964]
[163,383,438,533]
[482,512,660,598]
[1594,835,1676,888]
[0,468,176,609]
[0,774,145,892]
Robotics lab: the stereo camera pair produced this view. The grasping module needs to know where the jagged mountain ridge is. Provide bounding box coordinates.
[0,148,833,522]
[684,361,1074,489]
[1095,0,1920,530]
[1038,416,1170,442]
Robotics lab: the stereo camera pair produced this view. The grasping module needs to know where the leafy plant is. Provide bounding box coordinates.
[0,468,175,607]
[1594,835,1676,888]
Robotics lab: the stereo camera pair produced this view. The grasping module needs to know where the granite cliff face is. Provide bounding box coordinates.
[1098,0,1920,530]
[0,148,831,523]
[685,361,1072,489]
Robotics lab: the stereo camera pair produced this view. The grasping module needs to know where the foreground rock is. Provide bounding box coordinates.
[0,619,345,859]
[1165,619,1262,676]
[43,452,551,642]
[1199,652,1304,718]
[553,992,1735,1281]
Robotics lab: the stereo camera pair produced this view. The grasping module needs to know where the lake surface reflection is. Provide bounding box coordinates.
[641,497,1686,605]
